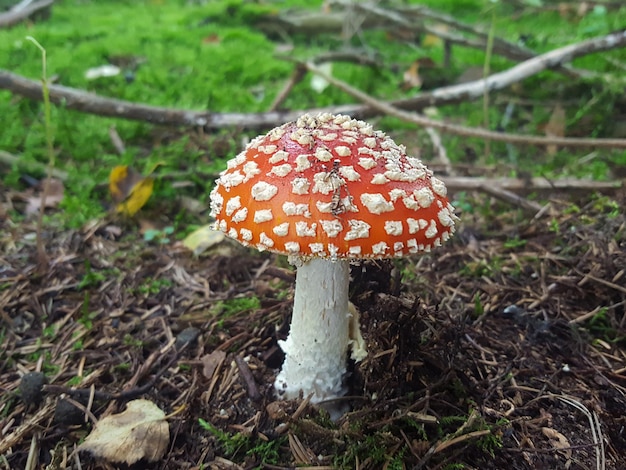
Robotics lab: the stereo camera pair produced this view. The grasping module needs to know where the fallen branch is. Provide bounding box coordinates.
[0,0,54,28]
[442,176,622,193]
[0,149,68,180]
[0,31,623,134]
[304,61,626,148]
[366,28,626,117]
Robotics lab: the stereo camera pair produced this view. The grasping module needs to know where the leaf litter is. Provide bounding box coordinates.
[0,190,625,469]
[78,399,169,464]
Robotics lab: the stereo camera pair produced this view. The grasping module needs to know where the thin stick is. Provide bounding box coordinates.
[304,61,626,149]
[1,32,623,132]
[25,36,53,268]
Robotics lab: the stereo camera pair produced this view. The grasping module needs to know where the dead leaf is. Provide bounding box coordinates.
[201,350,226,380]
[25,178,65,215]
[202,33,221,44]
[402,58,436,90]
[544,104,566,156]
[109,165,142,202]
[79,399,169,464]
[402,61,423,90]
[310,63,332,93]
[85,64,121,80]
[423,24,448,48]
[182,224,225,255]
[109,165,155,216]
[541,427,572,460]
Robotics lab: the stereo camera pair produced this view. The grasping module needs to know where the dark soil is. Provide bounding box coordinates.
[1,190,625,469]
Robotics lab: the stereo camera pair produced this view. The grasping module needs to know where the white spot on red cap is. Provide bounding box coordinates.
[335,146,351,157]
[431,177,447,197]
[371,173,389,185]
[254,209,273,223]
[283,202,311,217]
[269,150,289,164]
[270,163,292,177]
[220,170,244,189]
[438,207,455,227]
[210,190,224,215]
[315,147,333,162]
[363,137,377,148]
[232,207,248,223]
[406,218,420,234]
[344,220,371,241]
[320,220,343,237]
[316,200,333,213]
[273,222,289,237]
[414,187,434,208]
[318,132,337,141]
[240,228,253,241]
[349,246,362,255]
[384,221,403,236]
[285,241,300,253]
[267,127,285,141]
[251,181,278,201]
[259,145,278,155]
[425,220,438,239]
[242,161,261,182]
[226,152,246,169]
[295,221,317,237]
[225,196,242,216]
[361,193,394,214]
[312,173,336,195]
[372,241,389,256]
[259,232,275,247]
[339,166,360,181]
[295,154,312,172]
[309,243,325,254]
[291,177,310,195]
[358,157,377,170]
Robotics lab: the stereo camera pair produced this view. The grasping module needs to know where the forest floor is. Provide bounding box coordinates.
[1,0,626,469]
[1,183,625,470]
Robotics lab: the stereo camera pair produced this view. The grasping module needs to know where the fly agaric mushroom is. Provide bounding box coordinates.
[209,113,456,405]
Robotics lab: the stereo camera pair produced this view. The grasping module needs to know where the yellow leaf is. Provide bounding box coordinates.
[182,224,225,255]
[116,176,154,216]
[422,33,442,48]
[109,164,160,217]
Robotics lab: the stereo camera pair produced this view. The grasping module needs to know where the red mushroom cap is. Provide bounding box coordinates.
[210,113,456,259]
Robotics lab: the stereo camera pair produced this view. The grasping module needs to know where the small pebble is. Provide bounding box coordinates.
[19,372,48,407]
[53,398,87,425]
[175,327,200,351]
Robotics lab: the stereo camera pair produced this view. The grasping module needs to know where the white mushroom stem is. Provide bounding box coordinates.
[274,257,351,402]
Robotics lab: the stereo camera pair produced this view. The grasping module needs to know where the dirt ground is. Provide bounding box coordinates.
[1,187,625,469]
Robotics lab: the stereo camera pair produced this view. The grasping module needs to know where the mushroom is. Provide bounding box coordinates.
[209,113,456,406]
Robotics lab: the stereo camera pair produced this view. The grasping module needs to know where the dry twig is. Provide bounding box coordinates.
[1,31,623,132]
[0,0,54,29]
[304,58,626,148]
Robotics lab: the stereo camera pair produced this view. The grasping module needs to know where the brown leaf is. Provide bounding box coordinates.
[541,427,572,459]
[201,350,226,380]
[25,178,65,215]
[402,61,422,90]
[544,104,566,156]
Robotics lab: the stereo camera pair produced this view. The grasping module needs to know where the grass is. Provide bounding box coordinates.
[199,418,285,466]
[2,0,625,231]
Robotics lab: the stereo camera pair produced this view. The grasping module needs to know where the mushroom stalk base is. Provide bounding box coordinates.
[275,257,350,403]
